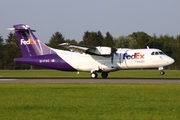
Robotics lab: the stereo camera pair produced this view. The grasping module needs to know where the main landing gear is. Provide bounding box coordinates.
[90,72,108,79]
[91,72,98,79]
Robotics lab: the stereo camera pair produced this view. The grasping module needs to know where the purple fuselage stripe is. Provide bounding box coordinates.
[14,54,76,71]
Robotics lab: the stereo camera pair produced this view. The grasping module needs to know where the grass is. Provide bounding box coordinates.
[0,70,180,78]
[0,84,179,120]
[0,70,179,119]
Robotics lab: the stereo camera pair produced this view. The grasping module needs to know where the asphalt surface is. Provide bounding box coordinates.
[0,78,180,84]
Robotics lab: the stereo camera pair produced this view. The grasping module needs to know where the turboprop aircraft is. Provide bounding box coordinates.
[9,24,174,78]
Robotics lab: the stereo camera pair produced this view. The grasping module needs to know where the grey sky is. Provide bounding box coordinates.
[0,0,180,43]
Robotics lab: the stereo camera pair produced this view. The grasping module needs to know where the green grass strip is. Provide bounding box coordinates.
[0,70,180,78]
[0,84,179,120]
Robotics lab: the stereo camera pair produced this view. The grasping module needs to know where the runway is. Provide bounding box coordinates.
[0,78,180,84]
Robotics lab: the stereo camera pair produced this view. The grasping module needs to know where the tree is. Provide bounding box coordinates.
[173,35,180,69]
[147,34,161,48]
[96,31,104,46]
[81,31,104,46]
[3,33,21,69]
[48,32,65,49]
[159,35,174,55]
[65,39,77,44]
[0,35,4,44]
[103,32,114,47]
[114,36,137,48]
[0,35,4,69]
[128,31,151,48]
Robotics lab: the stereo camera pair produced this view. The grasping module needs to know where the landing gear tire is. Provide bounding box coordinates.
[160,71,165,75]
[91,72,98,79]
[101,72,108,78]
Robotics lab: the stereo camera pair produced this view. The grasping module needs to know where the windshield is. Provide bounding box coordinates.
[151,51,165,55]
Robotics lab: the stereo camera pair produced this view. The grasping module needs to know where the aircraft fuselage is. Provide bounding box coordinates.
[54,48,174,72]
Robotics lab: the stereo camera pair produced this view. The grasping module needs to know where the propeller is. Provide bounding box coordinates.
[111,47,117,64]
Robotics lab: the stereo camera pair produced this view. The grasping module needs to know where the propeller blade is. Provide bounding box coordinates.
[111,47,117,64]
[111,53,114,64]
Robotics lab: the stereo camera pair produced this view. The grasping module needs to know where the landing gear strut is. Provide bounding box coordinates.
[159,67,165,75]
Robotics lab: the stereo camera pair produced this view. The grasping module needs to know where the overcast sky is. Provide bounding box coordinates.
[0,0,179,43]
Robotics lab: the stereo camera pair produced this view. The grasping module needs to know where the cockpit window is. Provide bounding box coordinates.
[151,51,165,55]
[151,52,154,55]
[155,52,159,55]
[159,51,164,55]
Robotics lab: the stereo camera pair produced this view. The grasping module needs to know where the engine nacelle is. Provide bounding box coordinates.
[96,47,111,55]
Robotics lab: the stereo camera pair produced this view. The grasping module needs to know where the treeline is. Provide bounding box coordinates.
[0,31,179,70]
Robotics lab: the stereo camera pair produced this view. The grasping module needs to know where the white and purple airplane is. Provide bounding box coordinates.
[10,24,174,78]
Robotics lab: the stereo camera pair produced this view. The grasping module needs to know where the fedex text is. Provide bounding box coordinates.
[123,52,144,60]
[20,38,36,45]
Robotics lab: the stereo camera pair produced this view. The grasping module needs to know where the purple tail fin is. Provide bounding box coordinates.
[13,24,55,57]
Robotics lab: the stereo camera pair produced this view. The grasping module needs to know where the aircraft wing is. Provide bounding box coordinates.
[60,43,96,51]
[59,43,114,55]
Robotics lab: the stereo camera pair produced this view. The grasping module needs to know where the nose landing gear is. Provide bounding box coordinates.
[160,70,165,75]
[159,67,165,75]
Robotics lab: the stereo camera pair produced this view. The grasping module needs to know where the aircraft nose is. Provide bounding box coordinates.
[168,57,175,65]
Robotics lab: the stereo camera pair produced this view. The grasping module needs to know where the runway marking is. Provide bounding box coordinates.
[0,79,17,81]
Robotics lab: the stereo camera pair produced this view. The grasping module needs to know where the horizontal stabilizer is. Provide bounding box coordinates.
[7,27,36,32]
[7,28,15,31]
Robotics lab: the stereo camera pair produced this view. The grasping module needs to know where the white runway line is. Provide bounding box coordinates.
[0,79,17,81]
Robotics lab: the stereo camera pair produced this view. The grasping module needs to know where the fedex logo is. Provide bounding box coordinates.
[20,38,36,45]
[123,52,144,60]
